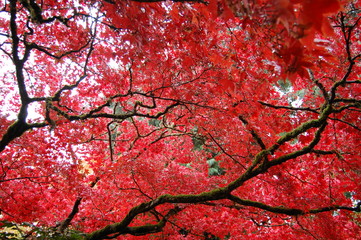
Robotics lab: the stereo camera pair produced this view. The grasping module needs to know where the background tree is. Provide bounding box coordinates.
[0,0,360,239]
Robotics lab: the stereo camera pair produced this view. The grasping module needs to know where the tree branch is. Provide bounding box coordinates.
[85,188,228,240]
[258,101,319,114]
[57,177,100,233]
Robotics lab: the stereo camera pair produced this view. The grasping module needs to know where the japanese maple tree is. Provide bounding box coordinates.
[0,0,360,239]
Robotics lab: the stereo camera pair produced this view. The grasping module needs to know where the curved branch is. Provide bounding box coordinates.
[57,177,100,233]
[258,101,319,114]
[122,207,183,236]
[85,188,227,240]
[86,180,360,240]
[20,0,71,25]
[229,195,360,216]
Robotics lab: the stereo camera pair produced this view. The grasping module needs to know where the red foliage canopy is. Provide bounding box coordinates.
[0,0,360,239]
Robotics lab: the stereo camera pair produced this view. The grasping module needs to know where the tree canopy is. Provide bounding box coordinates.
[0,0,360,239]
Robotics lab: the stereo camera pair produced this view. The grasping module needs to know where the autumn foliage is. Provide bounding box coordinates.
[0,0,361,239]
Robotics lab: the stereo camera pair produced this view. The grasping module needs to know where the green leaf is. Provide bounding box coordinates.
[277,79,292,93]
[207,159,226,176]
[148,119,161,127]
[344,191,353,199]
[296,89,306,99]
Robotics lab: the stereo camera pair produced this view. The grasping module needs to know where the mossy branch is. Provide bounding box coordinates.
[228,195,361,216]
[86,189,227,240]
